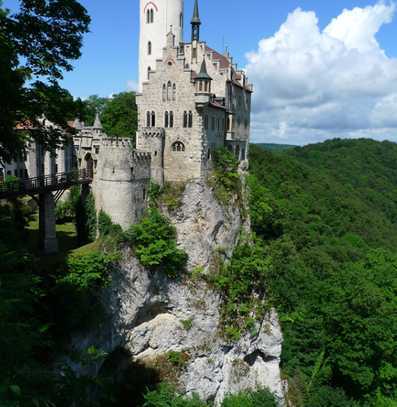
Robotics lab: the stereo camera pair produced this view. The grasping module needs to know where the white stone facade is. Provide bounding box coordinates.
[139,0,184,91]
[136,0,253,184]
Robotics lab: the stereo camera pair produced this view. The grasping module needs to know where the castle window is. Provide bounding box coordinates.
[172,141,185,152]
[146,9,150,23]
[199,81,203,92]
[172,84,176,101]
[151,111,156,127]
[164,111,169,128]
[162,84,166,102]
[151,9,154,22]
[167,81,172,101]
[180,12,183,28]
[188,111,193,128]
[183,111,188,128]
[148,41,152,55]
[146,111,151,127]
[170,111,174,128]
[147,66,151,80]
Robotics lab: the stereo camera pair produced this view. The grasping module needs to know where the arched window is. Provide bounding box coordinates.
[172,83,176,101]
[172,141,185,152]
[148,41,152,55]
[164,111,169,128]
[188,111,193,128]
[150,9,154,23]
[146,111,151,127]
[151,111,156,127]
[183,111,188,128]
[162,84,166,102]
[170,111,174,128]
[147,66,151,80]
[167,81,172,101]
[180,12,183,28]
[146,9,150,23]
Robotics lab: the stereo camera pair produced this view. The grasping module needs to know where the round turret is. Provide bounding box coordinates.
[95,139,151,229]
[139,0,184,90]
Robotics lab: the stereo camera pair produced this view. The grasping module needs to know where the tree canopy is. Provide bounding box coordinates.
[0,0,90,162]
[248,139,397,405]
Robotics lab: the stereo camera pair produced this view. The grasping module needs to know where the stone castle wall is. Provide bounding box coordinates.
[95,138,151,230]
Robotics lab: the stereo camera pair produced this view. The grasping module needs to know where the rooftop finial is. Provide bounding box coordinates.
[191,0,201,42]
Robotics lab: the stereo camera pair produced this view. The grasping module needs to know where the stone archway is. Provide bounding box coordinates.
[84,153,94,175]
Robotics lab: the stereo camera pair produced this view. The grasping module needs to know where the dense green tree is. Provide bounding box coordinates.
[75,94,108,126]
[0,0,90,162]
[101,92,138,139]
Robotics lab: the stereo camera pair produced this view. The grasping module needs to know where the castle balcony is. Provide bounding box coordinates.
[225,131,236,141]
[194,93,211,108]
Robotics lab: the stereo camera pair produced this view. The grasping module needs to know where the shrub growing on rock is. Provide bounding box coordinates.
[125,208,187,278]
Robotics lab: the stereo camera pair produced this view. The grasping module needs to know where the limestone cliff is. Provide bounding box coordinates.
[72,179,284,405]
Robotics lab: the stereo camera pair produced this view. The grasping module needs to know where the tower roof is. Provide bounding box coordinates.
[191,0,201,25]
[93,112,102,129]
[196,58,212,80]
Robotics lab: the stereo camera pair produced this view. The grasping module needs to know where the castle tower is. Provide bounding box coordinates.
[95,139,151,229]
[139,0,184,90]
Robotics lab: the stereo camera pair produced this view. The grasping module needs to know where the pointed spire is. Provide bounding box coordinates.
[191,0,201,24]
[191,0,201,42]
[93,112,102,129]
[196,58,211,80]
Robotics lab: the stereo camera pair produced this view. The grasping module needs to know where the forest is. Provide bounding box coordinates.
[248,139,397,406]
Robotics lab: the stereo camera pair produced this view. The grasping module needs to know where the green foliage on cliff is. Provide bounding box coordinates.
[248,139,397,406]
[208,147,241,206]
[213,239,271,340]
[143,385,277,407]
[61,251,118,290]
[125,208,188,277]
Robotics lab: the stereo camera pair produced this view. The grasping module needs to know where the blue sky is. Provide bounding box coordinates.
[4,0,396,98]
[4,0,397,144]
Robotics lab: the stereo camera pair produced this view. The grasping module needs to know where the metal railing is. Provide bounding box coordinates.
[0,169,93,199]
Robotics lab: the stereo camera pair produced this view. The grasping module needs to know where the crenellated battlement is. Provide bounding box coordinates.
[132,150,152,162]
[101,137,133,149]
[141,127,165,139]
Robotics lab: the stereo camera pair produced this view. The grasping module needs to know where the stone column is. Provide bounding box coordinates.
[39,192,58,254]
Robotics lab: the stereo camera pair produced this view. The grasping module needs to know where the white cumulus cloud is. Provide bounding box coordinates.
[246,2,397,145]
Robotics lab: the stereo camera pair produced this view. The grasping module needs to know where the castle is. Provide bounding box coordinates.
[1,0,253,232]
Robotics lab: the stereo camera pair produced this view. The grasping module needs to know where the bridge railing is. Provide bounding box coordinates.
[0,169,93,198]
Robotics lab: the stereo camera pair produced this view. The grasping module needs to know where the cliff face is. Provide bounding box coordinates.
[73,179,284,405]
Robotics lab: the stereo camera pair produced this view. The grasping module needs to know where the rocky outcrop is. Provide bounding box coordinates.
[72,179,284,405]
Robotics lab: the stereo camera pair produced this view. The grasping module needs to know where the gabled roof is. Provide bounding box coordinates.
[205,46,231,69]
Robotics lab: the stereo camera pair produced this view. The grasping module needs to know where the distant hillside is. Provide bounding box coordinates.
[248,138,397,405]
[254,143,297,151]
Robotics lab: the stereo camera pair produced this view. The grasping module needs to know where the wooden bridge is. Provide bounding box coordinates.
[0,169,93,254]
[0,169,93,200]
